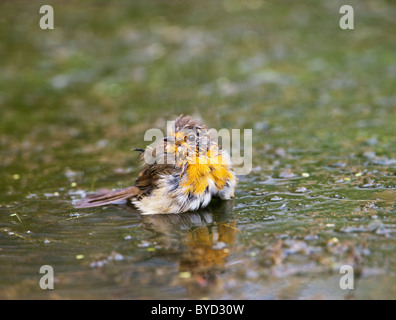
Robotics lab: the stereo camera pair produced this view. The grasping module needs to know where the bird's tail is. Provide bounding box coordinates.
[74,186,140,208]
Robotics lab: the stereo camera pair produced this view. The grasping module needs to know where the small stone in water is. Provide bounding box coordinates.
[69,212,80,217]
[304,234,318,241]
[44,193,59,198]
[295,186,308,193]
[330,162,346,168]
[274,147,286,157]
[138,240,151,248]
[246,270,259,279]
[359,182,377,188]
[113,253,124,261]
[91,260,107,268]
[279,169,295,178]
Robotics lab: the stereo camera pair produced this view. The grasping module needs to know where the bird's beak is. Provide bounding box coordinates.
[131,148,145,153]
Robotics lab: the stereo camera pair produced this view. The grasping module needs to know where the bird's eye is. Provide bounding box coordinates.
[186,134,195,142]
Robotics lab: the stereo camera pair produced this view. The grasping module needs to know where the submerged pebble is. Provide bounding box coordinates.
[279,169,295,178]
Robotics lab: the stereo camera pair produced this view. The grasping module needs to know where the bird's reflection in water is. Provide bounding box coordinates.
[139,199,237,297]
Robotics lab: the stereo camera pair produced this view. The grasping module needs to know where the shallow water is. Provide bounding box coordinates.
[1,0,396,299]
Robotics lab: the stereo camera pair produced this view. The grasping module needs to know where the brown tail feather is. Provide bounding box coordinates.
[74,186,140,208]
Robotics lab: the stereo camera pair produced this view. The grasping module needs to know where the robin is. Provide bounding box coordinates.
[74,115,237,214]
